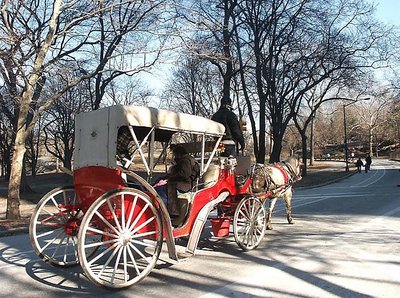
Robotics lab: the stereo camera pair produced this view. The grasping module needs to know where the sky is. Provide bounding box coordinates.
[374,0,400,25]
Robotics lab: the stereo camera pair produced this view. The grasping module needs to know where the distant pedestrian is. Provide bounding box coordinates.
[365,154,372,173]
[355,158,363,173]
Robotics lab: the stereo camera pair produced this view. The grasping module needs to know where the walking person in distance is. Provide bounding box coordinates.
[355,157,363,173]
[365,154,372,173]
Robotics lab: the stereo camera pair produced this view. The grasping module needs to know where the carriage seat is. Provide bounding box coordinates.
[169,163,220,227]
[201,164,220,188]
[171,191,193,227]
[172,165,220,227]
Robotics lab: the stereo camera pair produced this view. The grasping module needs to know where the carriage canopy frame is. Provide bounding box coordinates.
[74,105,226,178]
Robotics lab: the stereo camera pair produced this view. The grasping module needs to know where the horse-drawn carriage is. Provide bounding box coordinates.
[29,105,300,289]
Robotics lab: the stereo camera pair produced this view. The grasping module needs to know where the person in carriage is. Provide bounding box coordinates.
[155,145,200,216]
[212,96,245,157]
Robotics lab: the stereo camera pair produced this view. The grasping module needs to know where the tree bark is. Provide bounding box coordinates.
[269,128,282,163]
[301,133,308,176]
[309,114,315,166]
[369,128,373,156]
[6,129,26,219]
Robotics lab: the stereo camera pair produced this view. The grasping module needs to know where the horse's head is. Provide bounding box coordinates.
[284,157,302,182]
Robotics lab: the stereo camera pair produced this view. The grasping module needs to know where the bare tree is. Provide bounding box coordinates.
[43,70,92,170]
[105,79,153,107]
[163,52,221,116]
[174,0,245,121]
[387,94,400,144]
[90,0,172,109]
[235,0,391,163]
[312,108,343,153]
[354,90,393,156]
[0,0,174,219]
[233,0,312,162]
[185,0,239,100]
[291,83,350,175]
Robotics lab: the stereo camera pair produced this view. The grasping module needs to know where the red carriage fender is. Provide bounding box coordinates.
[74,166,126,211]
[185,191,230,255]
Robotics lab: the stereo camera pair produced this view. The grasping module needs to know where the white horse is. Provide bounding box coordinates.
[251,157,302,230]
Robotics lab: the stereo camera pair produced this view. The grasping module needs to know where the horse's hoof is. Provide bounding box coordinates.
[266,224,273,230]
[287,216,294,224]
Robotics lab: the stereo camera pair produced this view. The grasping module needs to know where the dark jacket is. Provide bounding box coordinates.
[168,154,199,192]
[211,106,245,149]
[356,159,363,167]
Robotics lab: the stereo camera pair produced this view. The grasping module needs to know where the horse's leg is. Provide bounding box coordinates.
[283,188,294,224]
[266,197,277,230]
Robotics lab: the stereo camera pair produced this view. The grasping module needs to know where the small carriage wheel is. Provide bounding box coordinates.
[233,196,266,251]
[29,186,81,267]
[77,188,163,289]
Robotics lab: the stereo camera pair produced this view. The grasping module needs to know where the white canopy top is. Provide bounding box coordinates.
[78,105,225,136]
[74,105,225,169]
[123,105,225,135]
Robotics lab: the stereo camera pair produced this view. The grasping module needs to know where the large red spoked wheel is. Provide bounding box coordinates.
[77,188,163,289]
[233,196,266,251]
[29,186,83,266]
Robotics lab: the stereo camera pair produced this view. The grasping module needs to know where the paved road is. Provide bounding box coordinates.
[0,159,399,297]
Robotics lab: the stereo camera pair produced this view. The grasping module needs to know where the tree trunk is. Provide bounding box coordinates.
[269,130,282,163]
[20,156,34,193]
[256,130,267,163]
[234,24,259,157]
[269,141,281,163]
[4,148,12,181]
[64,148,73,170]
[256,101,267,164]
[309,115,315,166]
[301,133,308,176]
[369,129,373,156]
[7,129,26,219]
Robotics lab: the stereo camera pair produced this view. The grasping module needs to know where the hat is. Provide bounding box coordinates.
[221,96,232,106]
[171,144,187,156]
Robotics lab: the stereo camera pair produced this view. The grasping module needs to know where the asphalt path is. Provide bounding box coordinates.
[0,159,399,297]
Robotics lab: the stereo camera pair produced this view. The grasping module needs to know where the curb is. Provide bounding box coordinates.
[295,171,356,190]
[0,227,29,237]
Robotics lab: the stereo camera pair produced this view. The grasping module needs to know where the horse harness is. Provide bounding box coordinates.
[281,160,302,183]
[269,163,293,194]
[251,160,300,195]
